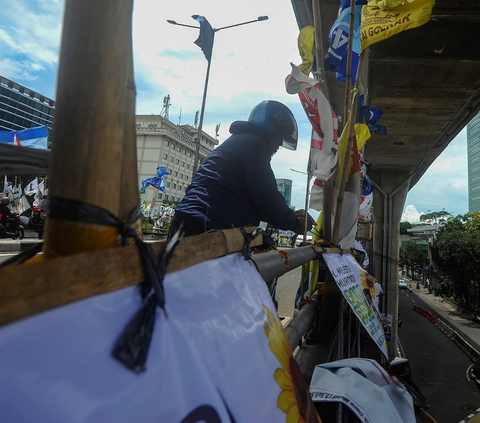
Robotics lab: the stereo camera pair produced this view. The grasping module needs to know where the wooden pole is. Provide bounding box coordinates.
[343,0,356,122]
[331,53,365,244]
[311,0,331,103]
[43,0,134,257]
[119,36,142,239]
[311,0,334,241]
[300,173,312,302]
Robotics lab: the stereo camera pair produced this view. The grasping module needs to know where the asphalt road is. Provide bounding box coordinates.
[398,287,480,423]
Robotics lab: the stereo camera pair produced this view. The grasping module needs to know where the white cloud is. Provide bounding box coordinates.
[401,205,424,223]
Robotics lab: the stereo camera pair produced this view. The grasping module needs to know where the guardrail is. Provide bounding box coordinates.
[436,318,480,362]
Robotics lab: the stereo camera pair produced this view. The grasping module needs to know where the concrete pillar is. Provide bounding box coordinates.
[369,170,411,357]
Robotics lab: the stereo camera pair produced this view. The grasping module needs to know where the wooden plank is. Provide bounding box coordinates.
[0,227,262,326]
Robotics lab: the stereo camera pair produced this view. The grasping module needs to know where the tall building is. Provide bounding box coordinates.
[136,115,218,203]
[0,76,55,131]
[467,113,480,212]
[276,178,293,207]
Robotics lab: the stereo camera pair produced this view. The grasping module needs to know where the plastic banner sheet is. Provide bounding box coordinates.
[310,358,415,423]
[0,253,320,422]
[323,253,388,358]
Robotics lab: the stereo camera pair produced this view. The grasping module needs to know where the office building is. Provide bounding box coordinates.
[467,112,480,212]
[0,76,55,131]
[136,115,218,203]
[276,178,293,207]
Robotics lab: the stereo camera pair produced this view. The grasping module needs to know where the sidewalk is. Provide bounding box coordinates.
[404,276,480,355]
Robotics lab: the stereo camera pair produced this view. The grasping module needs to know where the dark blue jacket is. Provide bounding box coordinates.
[176,122,299,231]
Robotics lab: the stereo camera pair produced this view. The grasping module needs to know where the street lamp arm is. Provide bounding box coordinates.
[166,20,199,29]
[215,16,268,32]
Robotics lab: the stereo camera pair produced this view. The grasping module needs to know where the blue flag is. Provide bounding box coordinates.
[192,15,214,62]
[359,95,383,125]
[141,166,170,193]
[325,5,363,85]
[0,125,48,149]
[368,124,387,136]
[362,175,375,196]
[339,0,367,13]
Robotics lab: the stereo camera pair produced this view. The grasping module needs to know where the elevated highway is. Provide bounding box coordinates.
[290,0,480,353]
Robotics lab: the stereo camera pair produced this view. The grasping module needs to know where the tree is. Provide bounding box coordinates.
[400,240,428,279]
[400,221,412,235]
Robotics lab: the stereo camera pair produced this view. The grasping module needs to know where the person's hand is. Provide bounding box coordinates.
[294,209,316,234]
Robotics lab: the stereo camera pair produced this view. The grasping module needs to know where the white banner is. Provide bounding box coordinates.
[322,253,388,358]
[310,358,415,423]
[0,253,319,422]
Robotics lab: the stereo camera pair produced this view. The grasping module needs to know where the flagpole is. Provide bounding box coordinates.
[193,36,214,178]
[343,0,356,122]
[311,1,333,241]
[332,53,365,244]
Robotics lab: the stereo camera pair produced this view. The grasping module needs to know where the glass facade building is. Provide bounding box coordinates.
[467,113,480,212]
[0,76,55,132]
[276,178,293,206]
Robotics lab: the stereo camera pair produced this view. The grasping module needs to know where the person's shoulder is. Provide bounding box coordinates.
[222,133,270,156]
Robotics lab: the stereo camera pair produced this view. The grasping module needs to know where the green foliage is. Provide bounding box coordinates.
[420,210,452,224]
[465,212,480,233]
[400,240,428,266]
[400,221,412,235]
[430,229,480,308]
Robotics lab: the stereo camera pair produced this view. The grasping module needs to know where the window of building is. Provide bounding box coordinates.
[172,183,176,189]
[185,176,189,181]
[184,187,187,192]
[136,124,141,128]
[177,146,181,152]
[169,156,174,162]
[182,149,186,155]
[168,168,173,174]
[174,171,178,177]
[166,182,170,187]
[179,173,183,179]
[181,161,185,167]
[163,153,168,160]
[171,143,175,149]
[177,197,180,202]
[148,124,157,128]
[186,164,190,169]
[178,185,182,191]
[188,152,192,157]
[175,159,179,164]
[165,140,169,147]
[157,193,163,199]
[171,196,174,201]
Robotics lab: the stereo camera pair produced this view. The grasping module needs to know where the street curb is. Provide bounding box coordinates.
[0,240,41,253]
[436,318,480,363]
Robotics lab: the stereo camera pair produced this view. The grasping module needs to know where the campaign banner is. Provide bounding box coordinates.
[0,253,320,422]
[323,253,388,358]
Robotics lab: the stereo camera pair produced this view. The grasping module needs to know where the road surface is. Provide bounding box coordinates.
[399,287,480,422]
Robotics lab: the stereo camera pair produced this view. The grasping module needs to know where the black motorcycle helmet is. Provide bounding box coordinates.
[248,101,298,151]
[1,198,9,205]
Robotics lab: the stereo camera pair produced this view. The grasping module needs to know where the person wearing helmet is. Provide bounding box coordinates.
[169,100,315,238]
[0,197,13,227]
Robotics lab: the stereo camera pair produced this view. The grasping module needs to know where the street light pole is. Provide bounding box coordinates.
[167,16,269,178]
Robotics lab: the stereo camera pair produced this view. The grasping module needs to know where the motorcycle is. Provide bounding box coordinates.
[0,215,25,240]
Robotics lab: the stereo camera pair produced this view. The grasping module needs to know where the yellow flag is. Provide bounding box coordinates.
[354,123,371,151]
[360,0,435,52]
[297,26,315,75]
[369,0,418,6]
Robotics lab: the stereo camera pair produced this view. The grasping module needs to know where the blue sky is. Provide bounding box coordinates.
[0,0,469,222]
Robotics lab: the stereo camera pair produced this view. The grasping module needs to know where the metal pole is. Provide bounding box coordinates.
[192,33,214,178]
